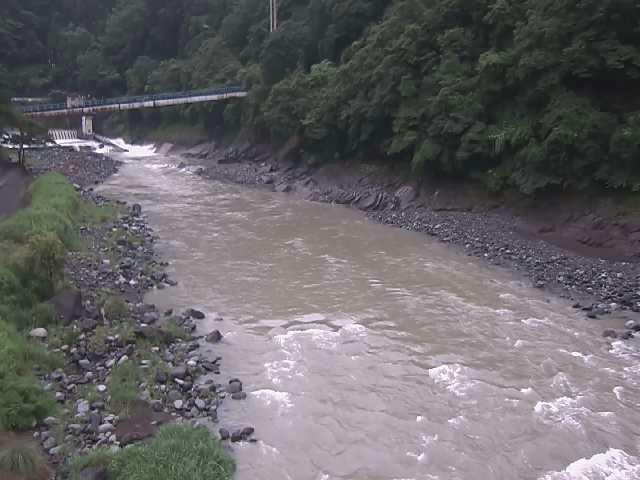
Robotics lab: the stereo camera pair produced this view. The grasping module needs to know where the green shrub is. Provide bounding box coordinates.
[29,303,57,329]
[98,293,129,323]
[71,425,234,480]
[0,374,56,431]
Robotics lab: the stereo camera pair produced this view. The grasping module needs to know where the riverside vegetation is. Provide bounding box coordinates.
[3,0,640,194]
[0,167,235,480]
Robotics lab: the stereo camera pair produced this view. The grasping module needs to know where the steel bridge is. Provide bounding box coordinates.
[21,85,247,118]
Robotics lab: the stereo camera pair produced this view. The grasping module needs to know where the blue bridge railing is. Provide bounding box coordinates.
[22,85,246,113]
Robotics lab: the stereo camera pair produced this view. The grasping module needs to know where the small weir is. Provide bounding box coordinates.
[48,129,79,141]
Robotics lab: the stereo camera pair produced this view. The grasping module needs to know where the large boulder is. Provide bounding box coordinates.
[46,288,83,325]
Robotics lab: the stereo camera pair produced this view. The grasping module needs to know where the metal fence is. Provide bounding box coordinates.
[21,85,246,113]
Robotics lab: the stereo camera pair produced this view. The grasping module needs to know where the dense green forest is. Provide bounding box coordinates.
[2,0,640,193]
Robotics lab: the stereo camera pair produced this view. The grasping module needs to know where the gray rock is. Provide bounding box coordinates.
[173,400,184,410]
[206,330,223,343]
[167,390,182,402]
[119,257,135,270]
[98,423,115,434]
[231,392,247,400]
[195,399,206,410]
[170,366,188,380]
[46,288,83,325]
[143,311,160,324]
[43,416,59,426]
[227,380,242,394]
[155,371,168,384]
[77,399,90,416]
[42,436,57,450]
[131,204,142,216]
[67,424,83,434]
[80,318,98,332]
[187,308,205,320]
[602,329,618,339]
[231,426,255,442]
[29,328,48,339]
[219,428,230,440]
[78,466,109,480]
[49,446,64,456]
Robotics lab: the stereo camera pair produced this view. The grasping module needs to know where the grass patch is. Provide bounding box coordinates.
[0,441,46,479]
[107,362,141,416]
[96,292,129,323]
[0,321,58,431]
[69,448,117,478]
[70,425,234,480]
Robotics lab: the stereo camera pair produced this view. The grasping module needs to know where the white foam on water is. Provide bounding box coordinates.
[428,364,474,396]
[416,415,425,423]
[613,386,624,401]
[514,339,524,348]
[447,415,465,427]
[264,359,303,385]
[275,328,340,352]
[534,396,592,429]
[552,372,577,396]
[522,317,551,326]
[340,323,367,336]
[405,451,426,462]
[294,313,326,323]
[540,448,640,479]
[609,340,640,360]
[256,440,281,458]
[109,138,156,158]
[251,389,293,410]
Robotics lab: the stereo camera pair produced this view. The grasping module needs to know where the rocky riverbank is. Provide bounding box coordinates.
[19,148,253,478]
[173,142,640,340]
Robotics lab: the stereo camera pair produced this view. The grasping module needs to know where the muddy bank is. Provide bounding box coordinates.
[0,159,30,219]
[174,142,640,329]
[17,149,252,477]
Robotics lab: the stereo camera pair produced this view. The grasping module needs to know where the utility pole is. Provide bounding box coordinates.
[270,0,278,32]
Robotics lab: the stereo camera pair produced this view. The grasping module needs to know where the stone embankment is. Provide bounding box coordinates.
[175,142,640,340]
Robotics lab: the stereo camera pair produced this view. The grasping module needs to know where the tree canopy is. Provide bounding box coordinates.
[2,0,640,193]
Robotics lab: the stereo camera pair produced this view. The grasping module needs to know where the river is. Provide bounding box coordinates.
[97,144,640,480]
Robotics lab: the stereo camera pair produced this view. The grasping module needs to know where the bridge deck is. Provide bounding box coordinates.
[22,86,247,117]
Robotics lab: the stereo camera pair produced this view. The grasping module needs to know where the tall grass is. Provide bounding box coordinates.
[70,425,235,480]
[0,172,114,431]
[0,441,46,478]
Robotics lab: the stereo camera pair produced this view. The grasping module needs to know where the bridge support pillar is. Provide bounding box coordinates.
[81,115,94,137]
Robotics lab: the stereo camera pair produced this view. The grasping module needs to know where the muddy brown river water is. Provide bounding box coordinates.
[98,145,640,480]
